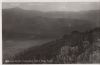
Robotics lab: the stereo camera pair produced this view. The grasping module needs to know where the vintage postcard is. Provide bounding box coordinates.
[2,1,100,64]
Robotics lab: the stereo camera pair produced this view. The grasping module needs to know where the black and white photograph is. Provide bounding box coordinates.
[2,2,100,64]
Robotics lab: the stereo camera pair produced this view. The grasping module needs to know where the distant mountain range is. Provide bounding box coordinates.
[2,8,100,39]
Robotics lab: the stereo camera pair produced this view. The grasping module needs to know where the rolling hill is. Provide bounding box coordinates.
[2,8,100,40]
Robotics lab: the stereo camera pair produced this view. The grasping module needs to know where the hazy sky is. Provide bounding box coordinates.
[2,2,100,12]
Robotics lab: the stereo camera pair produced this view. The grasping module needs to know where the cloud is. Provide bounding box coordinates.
[2,2,100,12]
[2,3,21,9]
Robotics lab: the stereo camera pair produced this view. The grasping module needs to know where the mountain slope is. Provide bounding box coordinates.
[2,8,100,39]
[4,27,100,64]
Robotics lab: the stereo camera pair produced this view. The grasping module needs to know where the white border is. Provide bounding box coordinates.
[3,64,100,65]
[2,0,100,2]
[0,0,2,65]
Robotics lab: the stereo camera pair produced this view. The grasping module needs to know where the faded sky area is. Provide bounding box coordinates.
[2,2,100,12]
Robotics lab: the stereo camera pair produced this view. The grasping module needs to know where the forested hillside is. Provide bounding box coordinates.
[4,27,100,64]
